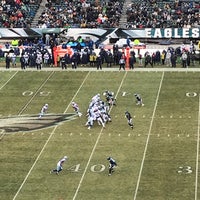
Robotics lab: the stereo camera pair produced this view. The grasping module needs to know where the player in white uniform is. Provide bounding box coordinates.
[50,156,68,175]
[39,103,48,119]
[72,102,82,117]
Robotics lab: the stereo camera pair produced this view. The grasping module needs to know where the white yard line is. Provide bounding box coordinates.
[12,71,91,200]
[133,71,165,200]
[0,71,18,90]
[72,71,127,200]
[195,94,200,200]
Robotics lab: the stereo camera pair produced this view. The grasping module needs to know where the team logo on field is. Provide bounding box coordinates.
[0,113,77,133]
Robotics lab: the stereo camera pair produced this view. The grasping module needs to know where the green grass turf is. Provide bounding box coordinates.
[0,71,199,200]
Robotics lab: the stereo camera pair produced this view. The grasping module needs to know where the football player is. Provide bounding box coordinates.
[125,111,134,129]
[134,93,144,106]
[107,157,117,176]
[103,90,116,106]
[72,102,82,117]
[39,103,48,119]
[50,156,68,175]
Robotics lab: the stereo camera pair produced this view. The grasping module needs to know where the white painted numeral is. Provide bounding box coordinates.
[90,164,105,172]
[66,164,106,173]
[22,91,50,96]
[186,92,197,97]
[177,166,192,174]
[22,91,33,96]
[67,164,81,172]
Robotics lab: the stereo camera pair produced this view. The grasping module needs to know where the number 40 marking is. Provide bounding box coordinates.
[67,164,106,173]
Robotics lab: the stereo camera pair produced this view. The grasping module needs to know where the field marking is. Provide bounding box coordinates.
[18,71,55,115]
[0,71,18,90]
[72,71,127,200]
[195,94,200,200]
[12,71,91,200]
[133,71,164,200]
[0,71,18,141]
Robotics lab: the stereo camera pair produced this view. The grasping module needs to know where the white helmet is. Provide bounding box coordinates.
[64,156,67,159]
[45,104,48,107]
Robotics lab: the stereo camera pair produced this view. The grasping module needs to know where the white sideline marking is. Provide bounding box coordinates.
[195,94,200,200]
[12,71,91,200]
[72,71,127,200]
[133,71,164,200]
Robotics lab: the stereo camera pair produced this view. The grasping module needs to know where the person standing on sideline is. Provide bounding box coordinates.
[125,111,134,129]
[171,52,177,68]
[107,157,117,176]
[134,93,144,106]
[5,52,11,69]
[165,50,171,67]
[50,156,68,175]
[129,54,135,69]
[39,103,48,119]
[72,102,82,117]
[138,54,142,66]
[181,51,187,68]
[11,53,17,67]
[119,54,126,70]
[96,54,102,70]
[161,50,166,65]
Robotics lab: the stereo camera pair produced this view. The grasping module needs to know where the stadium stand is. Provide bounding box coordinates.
[125,0,200,29]
[34,0,124,28]
[0,0,42,28]
[0,0,199,29]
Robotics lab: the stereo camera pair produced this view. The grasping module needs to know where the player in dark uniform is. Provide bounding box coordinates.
[107,157,117,176]
[103,90,116,106]
[134,93,144,106]
[125,111,134,129]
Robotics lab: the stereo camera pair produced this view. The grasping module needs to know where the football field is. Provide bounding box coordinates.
[0,68,200,200]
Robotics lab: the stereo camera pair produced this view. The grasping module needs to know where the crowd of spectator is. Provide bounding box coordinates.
[126,0,200,29]
[0,0,199,29]
[36,0,123,28]
[0,0,42,28]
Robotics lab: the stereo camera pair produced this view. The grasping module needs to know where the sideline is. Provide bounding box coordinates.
[0,67,200,72]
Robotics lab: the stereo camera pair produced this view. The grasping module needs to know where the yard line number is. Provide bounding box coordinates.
[22,91,51,96]
[186,92,197,97]
[177,166,193,174]
[67,164,106,173]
